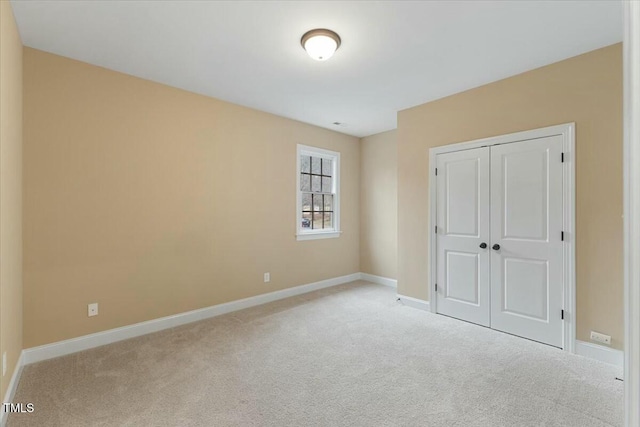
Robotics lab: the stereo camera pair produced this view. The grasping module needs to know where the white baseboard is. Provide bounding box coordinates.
[360,273,397,288]
[23,273,361,365]
[575,340,624,368]
[1,351,25,427]
[397,294,431,312]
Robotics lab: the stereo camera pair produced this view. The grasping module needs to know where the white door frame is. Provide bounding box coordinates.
[428,123,576,352]
[624,1,639,426]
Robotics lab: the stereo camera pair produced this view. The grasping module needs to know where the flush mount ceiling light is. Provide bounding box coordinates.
[301,29,341,61]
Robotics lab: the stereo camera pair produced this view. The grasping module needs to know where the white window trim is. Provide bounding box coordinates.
[296,144,341,241]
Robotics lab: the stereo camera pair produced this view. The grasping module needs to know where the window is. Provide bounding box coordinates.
[297,145,340,240]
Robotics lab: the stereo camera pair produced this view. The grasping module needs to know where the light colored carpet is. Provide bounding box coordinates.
[9,281,623,426]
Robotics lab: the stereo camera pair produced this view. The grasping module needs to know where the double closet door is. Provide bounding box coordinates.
[435,136,564,348]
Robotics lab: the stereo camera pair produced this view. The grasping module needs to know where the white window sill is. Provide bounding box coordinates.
[296,230,342,241]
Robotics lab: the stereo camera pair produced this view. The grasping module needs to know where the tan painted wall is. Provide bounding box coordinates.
[397,44,623,349]
[23,48,360,348]
[0,1,23,397]
[360,130,397,280]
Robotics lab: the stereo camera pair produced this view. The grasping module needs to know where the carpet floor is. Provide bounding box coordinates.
[8,281,623,426]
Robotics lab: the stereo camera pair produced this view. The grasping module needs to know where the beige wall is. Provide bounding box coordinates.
[0,1,23,397]
[398,44,623,349]
[23,48,360,348]
[360,130,397,279]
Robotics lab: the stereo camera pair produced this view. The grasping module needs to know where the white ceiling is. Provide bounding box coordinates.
[11,1,622,138]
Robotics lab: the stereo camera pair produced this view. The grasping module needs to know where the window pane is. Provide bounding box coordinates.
[301,156,310,173]
[301,212,312,228]
[312,175,321,193]
[324,194,333,211]
[324,213,333,229]
[302,193,312,211]
[313,212,323,229]
[311,156,321,174]
[312,194,322,212]
[300,174,310,191]
[322,176,332,193]
[322,159,332,176]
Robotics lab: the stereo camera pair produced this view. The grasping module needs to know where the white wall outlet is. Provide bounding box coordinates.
[2,352,6,376]
[88,303,99,317]
[590,331,611,345]
[264,272,270,283]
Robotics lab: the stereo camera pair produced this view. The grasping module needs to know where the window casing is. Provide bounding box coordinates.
[296,145,340,240]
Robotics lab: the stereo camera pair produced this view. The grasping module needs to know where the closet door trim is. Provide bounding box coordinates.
[427,123,575,352]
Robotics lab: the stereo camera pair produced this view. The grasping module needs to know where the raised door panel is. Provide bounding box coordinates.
[445,250,479,305]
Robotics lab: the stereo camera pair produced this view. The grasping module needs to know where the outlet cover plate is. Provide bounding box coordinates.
[590,331,611,345]
[88,303,99,317]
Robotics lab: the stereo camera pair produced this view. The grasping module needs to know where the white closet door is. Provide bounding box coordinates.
[489,136,564,348]
[436,147,491,327]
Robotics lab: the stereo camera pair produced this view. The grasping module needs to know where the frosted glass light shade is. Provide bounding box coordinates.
[301,29,341,61]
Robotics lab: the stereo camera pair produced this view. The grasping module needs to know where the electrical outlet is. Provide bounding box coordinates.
[88,303,99,317]
[2,352,6,376]
[590,331,611,345]
[264,272,270,283]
